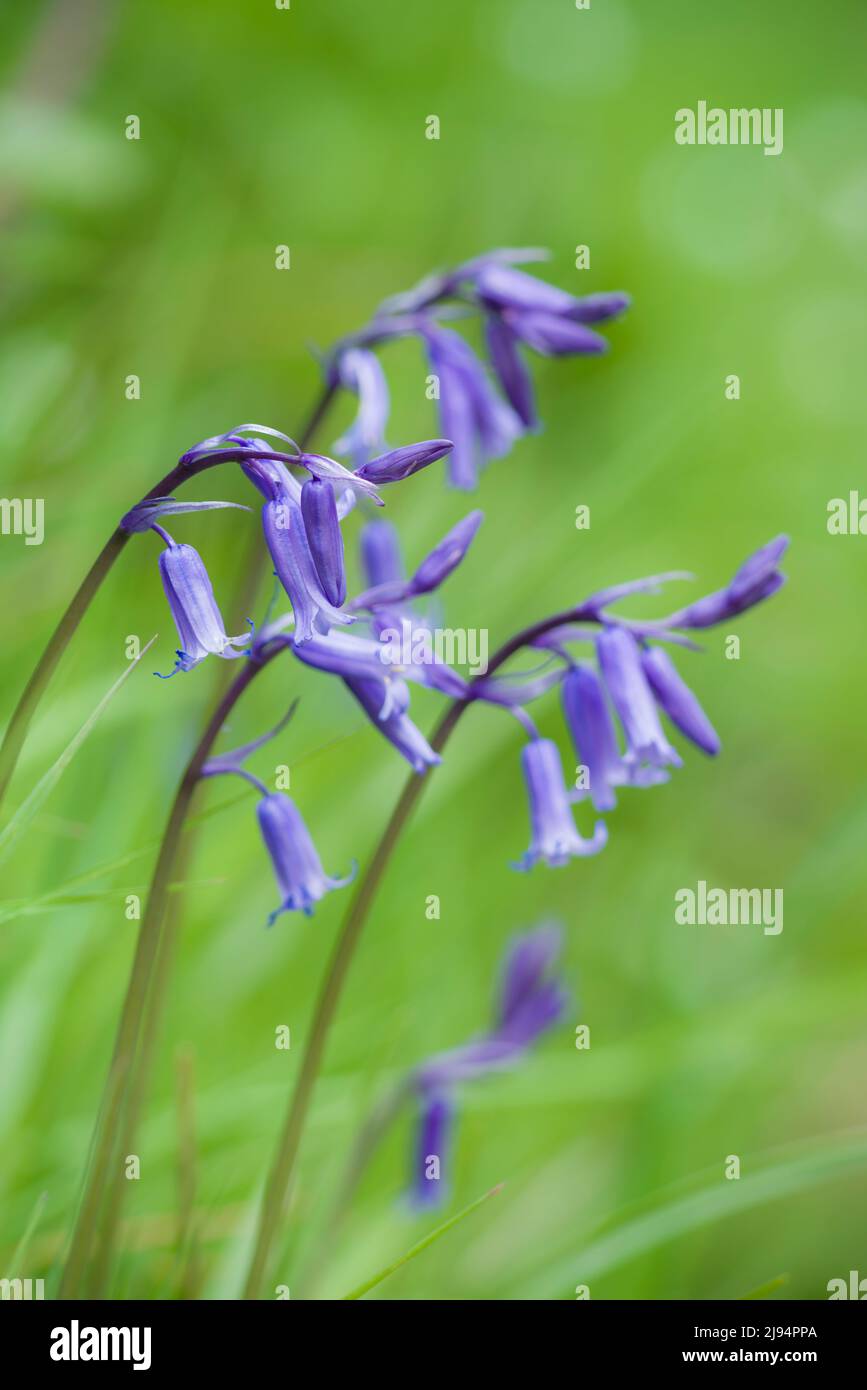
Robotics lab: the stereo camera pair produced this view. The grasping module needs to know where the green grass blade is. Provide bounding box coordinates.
[742,1274,789,1300]
[10,1189,49,1273]
[531,1130,867,1299]
[342,1184,504,1300]
[0,635,157,868]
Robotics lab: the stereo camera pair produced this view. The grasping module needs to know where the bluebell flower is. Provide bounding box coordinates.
[201,709,355,921]
[155,530,250,675]
[514,737,607,870]
[666,535,789,629]
[319,250,630,490]
[595,626,682,771]
[257,793,355,922]
[410,924,567,1207]
[263,492,354,642]
[561,663,666,813]
[422,324,522,490]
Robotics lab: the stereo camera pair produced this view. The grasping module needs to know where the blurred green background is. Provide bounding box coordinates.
[2,0,866,1300]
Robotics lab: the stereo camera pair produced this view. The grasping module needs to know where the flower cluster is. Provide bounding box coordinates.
[119,254,787,928]
[326,248,631,489]
[179,472,786,922]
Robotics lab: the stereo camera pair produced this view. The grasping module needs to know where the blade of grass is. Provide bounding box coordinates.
[0,635,157,869]
[9,1189,49,1274]
[528,1129,867,1298]
[742,1274,789,1300]
[342,1184,504,1300]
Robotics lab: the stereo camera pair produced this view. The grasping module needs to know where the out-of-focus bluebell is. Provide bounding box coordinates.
[409,924,567,1207]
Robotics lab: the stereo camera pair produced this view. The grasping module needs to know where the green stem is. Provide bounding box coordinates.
[58,654,273,1298]
[58,382,339,1298]
[84,834,192,1299]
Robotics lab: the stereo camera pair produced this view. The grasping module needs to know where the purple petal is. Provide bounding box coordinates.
[561,663,624,812]
[565,291,632,324]
[122,497,251,533]
[596,627,682,769]
[411,510,483,594]
[474,263,581,316]
[729,534,790,602]
[157,541,249,674]
[300,476,346,607]
[355,438,453,484]
[514,737,608,870]
[343,675,441,774]
[360,519,404,589]
[641,646,720,756]
[505,310,608,357]
[296,452,384,505]
[472,665,565,706]
[498,924,563,1032]
[411,1093,453,1208]
[484,314,537,428]
[201,702,298,783]
[292,629,467,701]
[332,347,390,465]
[263,495,353,642]
[257,792,355,922]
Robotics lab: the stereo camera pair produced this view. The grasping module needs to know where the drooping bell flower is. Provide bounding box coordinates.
[514,737,607,871]
[201,708,354,922]
[262,491,353,642]
[423,324,522,490]
[561,663,667,813]
[257,793,356,923]
[595,626,682,770]
[155,529,250,675]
